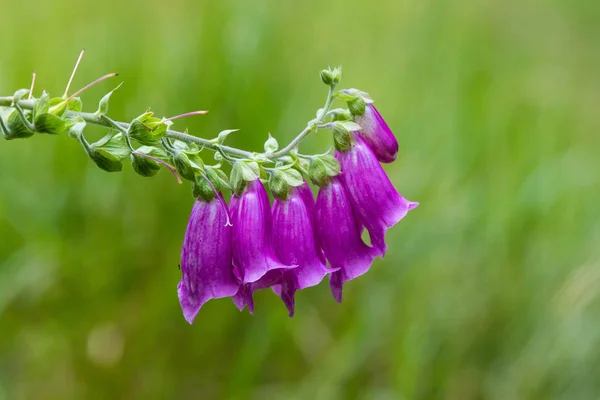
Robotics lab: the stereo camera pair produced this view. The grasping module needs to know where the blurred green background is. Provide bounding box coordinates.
[1,0,600,399]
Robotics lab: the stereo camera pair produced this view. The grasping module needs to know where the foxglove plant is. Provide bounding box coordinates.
[0,50,418,322]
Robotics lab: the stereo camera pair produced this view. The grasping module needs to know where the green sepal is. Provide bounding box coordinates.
[347,96,366,116]
[33,91,50,119]
[173,151,196,182]
[89,148,123,172]
[79,134,123,172]
[268,167,304,200]
[34,113,69,135]
[230,161,260,194]
[93,132,131,159]
[4,109,35,139]
[131,153,160,177]
[68,97,83,112]
[48,97,69,117]
[332,122,356,151]
[135,145,169,162]
[127,112,171,145]
[192,167,228,201]
[68,117,86,139]
[309,154,341,187]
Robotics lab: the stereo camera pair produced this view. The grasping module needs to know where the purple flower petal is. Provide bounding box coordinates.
[178,194,239,324]
[336,135,418,255]
[316,177,380,303]
[271,188,337,316]
[230,179,295,284]
[297,180,326,264]
[355,104,399,163]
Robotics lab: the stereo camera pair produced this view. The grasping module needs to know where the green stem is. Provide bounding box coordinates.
[0,88,336,161]
[270,84,336,158]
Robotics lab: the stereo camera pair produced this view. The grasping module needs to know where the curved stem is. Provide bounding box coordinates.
[270,84,336,158]
[0,85,336,161]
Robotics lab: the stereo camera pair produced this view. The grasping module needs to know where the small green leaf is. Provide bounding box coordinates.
[217,129,239,144]
[96,82,123,115]
[33,91,50,119]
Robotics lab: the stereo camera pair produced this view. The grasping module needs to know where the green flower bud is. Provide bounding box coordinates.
[320,69,335,86]
[331,67,342,85]
[89,148,123,172]
[68,97,83,112]
[308,154,341,187]
[2,109,35,140]
[173,151,196,182]
[264,133,279,153]
[131,153,160,177]
[127,112,171,145]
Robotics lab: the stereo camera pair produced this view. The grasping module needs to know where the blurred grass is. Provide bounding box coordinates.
[1,0,600,399]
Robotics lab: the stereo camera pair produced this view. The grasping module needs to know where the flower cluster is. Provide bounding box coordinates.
[0,54,418,322]
[178,91,418,322]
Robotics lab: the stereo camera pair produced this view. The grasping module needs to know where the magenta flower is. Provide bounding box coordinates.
[270,187,336,316]
[297,180,326,264]
[316,176,380,302]
[230,179,295,284]
[355,104,399,163]
[336,134,418,255]
[178,194,239,324]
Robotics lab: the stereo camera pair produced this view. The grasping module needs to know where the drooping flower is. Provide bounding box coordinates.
[296,180,326,264]
[315,176,380,303]
[230,179,295,284]
[336,134,418,255]
[355,104,399,163]
[267,187,335,316]
[178,194,239,324]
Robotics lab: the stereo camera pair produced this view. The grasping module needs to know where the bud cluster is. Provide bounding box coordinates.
[0,57,418,321]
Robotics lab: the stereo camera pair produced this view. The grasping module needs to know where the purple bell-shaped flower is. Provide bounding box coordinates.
[355,104,399,163]
[178,194,239,324]
[315,176,380,302]
[270,187,336,316]
[336,134,418,255]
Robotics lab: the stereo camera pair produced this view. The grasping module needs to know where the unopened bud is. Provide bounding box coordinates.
[173,151,196,181]
[264,134,279,153]
[131,153,160,177]
[320,70,335,86]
